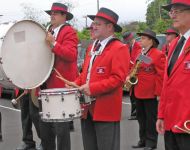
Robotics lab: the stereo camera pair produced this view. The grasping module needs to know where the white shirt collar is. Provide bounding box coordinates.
[183,29,190,40]
[52,23,65,39]
[90,35,114,56]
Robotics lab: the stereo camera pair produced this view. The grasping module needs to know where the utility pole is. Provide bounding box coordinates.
[83,15,88,28]
[97,0,99,12]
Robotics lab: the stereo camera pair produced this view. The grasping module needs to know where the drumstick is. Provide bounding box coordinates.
[54,68,80,88]
[56,75,80,88]
[11,91,26,108]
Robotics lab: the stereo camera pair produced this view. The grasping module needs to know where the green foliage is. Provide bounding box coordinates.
[77,29,90,40]
[146,0,171,30]
[153,19,172,33]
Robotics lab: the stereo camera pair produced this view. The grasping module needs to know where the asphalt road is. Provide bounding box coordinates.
[0,94,165,150]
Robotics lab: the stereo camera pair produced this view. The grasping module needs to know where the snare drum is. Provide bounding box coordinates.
[0,20,54,89]
[39,88,81,122]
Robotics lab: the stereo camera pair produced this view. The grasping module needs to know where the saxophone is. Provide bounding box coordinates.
[124,60,141,91]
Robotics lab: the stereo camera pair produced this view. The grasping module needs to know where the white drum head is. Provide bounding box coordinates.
[1,20,54,89]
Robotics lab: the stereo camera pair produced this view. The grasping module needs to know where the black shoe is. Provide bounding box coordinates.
[0,133,2,141]
[128,116,137,120]
[132,141,145,148]
[143,147,156,150]
[16,143,35,150]
[36,144,43,150]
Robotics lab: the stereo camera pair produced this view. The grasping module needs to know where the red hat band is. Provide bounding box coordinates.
[96,12,117,24]
[51,6,67,13]
[172,0,190,5]
[124,33,133,41]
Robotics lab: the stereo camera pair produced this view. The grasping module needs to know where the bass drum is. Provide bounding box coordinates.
[0,20,54,89]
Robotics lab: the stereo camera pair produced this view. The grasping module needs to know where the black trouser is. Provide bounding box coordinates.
[40,121,71,150]
[130,89,136,117]
[81,112,120,150]
[135,97,158,148]
[164,131,190,150]
[20,91,41,147]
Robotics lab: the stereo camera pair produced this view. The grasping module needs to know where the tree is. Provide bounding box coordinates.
[146,0,172,33]
[146,0,170,27]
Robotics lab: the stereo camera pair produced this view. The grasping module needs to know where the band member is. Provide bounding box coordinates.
[41,2,78,150]
[122,31,141,120]
[162,27,179,56]
[156,0,190,150]
[130,29,165,150]
[16,90,42,150]
[86,23,96,40]
[68,7,130,150]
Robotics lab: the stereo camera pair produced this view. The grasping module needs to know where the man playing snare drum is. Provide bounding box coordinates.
[68,7,130,150]
[40,3,78,150]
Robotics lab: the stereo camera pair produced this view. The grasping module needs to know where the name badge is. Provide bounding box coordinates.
[184,61,190,70]
[96,67,105,74]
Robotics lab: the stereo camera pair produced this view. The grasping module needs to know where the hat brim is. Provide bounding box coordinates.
[45,10,73,20]
[162,3,190,11]
[87,15,122,32]
[137,33,159,45]
[163,32,179,36]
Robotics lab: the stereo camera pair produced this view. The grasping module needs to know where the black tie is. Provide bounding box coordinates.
[94,43,101,52]
[168,36,185,75]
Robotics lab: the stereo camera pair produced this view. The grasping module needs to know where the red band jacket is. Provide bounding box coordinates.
[158,36,190,132]
[75,40,130,121]
[46,25,79,88]
[133,48,166,99]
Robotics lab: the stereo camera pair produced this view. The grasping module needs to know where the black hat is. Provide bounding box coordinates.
[122,32,135,41]
[87,7,122,32]
[137,29,159,45]
[162,0,190,11]
[45,3,73,20]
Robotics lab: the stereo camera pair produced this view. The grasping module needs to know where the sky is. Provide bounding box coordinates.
[0,0,148,30]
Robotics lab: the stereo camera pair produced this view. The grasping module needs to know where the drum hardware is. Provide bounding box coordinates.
[76,110,81,115]
[46,112,51,118]
[69,114,75,118]
[75,93,78,100]
[62,112,66,117]
[45,95,49,102]
[61,94,64,101]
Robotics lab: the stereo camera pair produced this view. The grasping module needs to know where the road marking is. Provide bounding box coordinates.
[122,102,130,105]
[0,105,20,112]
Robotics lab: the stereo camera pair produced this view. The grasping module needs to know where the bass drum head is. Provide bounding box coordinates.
[1,20,54,89]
